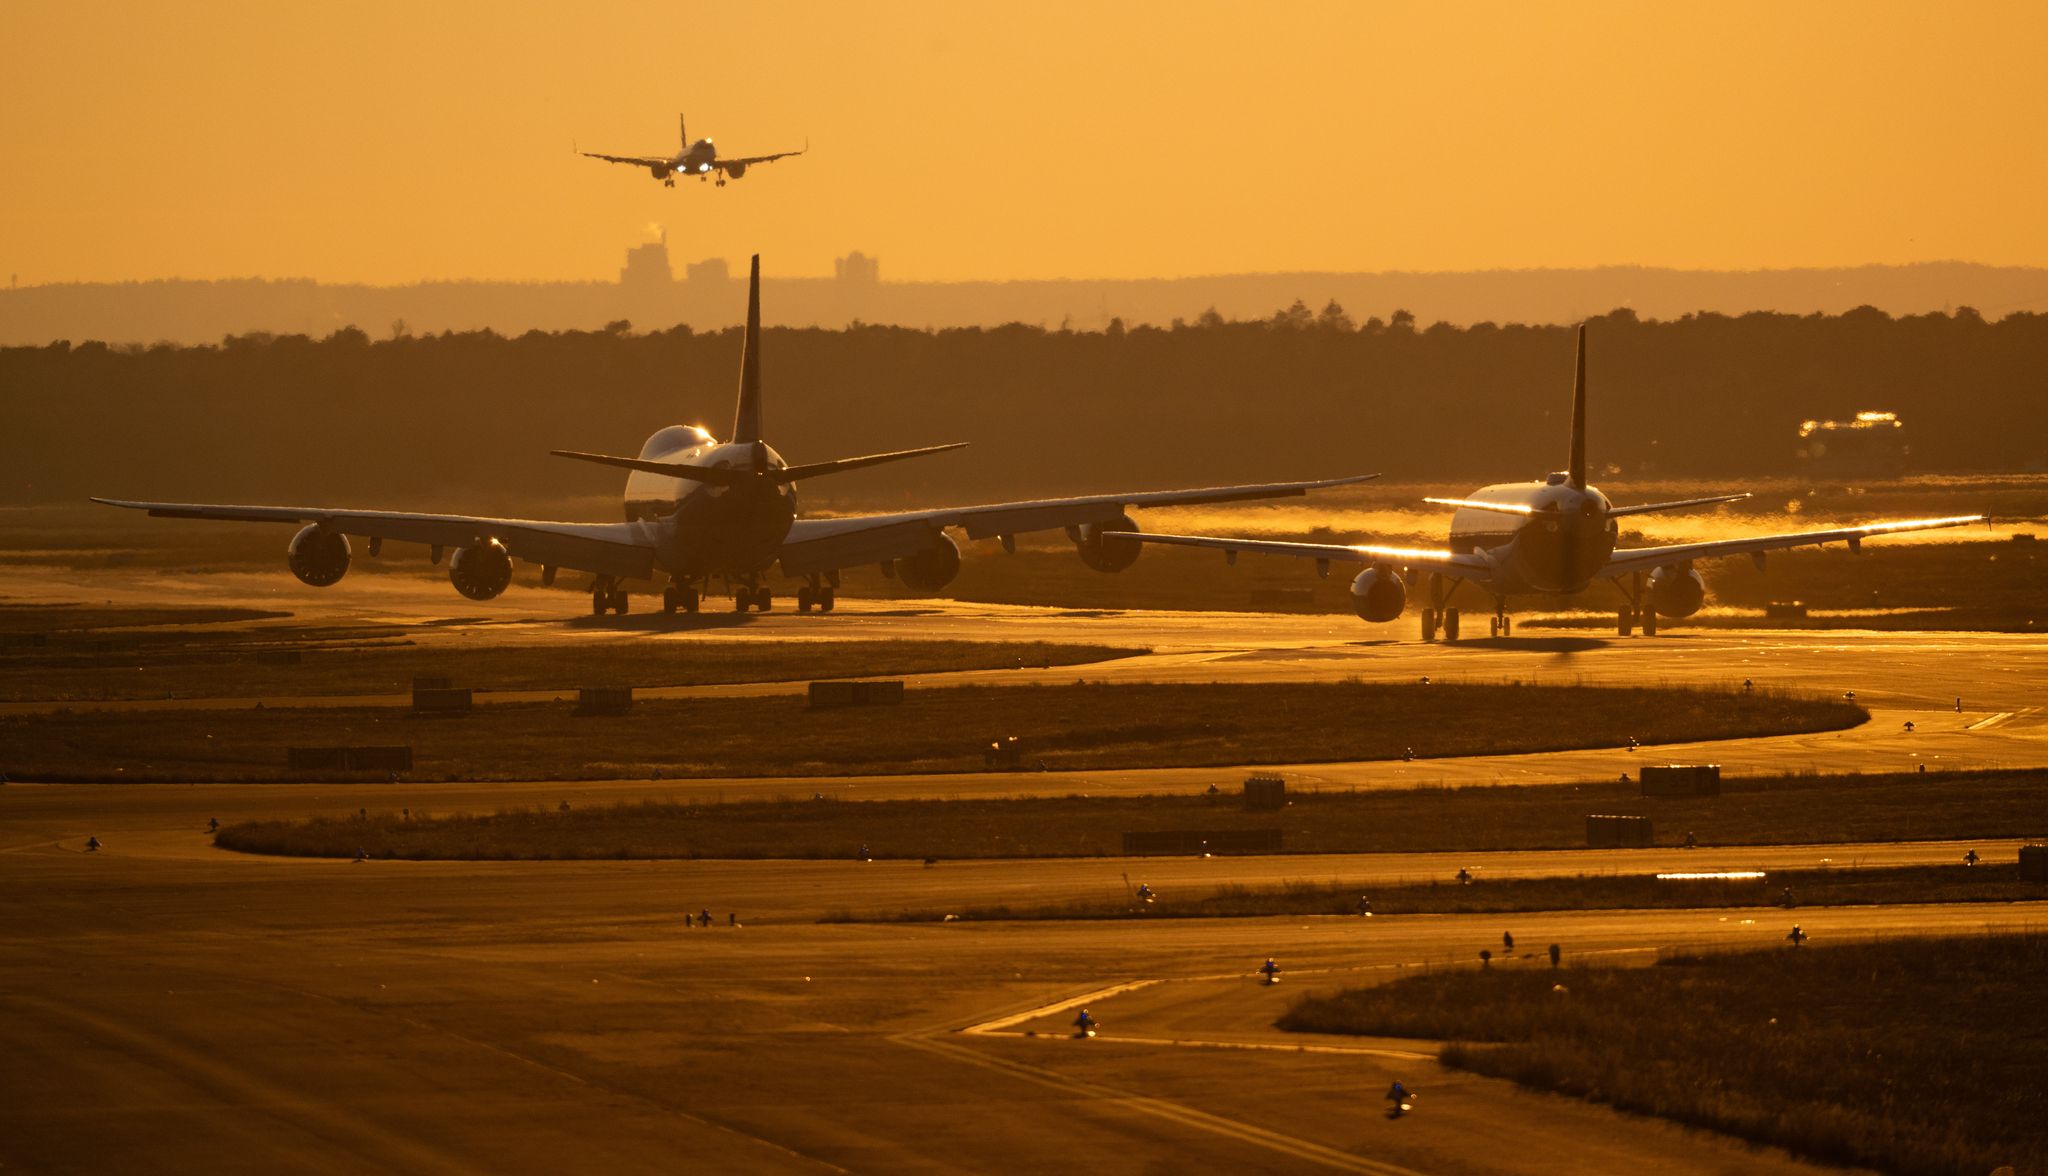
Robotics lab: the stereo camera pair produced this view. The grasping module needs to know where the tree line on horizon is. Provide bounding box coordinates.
[4,303,2042,510]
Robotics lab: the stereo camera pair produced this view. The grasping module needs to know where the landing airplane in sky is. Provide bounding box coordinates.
[95,257,1375,617]
[580,114,804,187]
[1112,325,1982,640]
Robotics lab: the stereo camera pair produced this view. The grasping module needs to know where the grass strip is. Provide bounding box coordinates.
[826,863,2047,922]
[0,636,1135,703]
[1279,934,2048,1176]
[14,680,1860,783]
[209,764,2042,861]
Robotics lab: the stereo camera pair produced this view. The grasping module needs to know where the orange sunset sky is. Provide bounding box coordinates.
[4,0,2045,285]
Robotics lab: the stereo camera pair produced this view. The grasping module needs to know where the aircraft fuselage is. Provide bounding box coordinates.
[621,427,797,580]
[658,139,718,177]
[1447,474,1618,595]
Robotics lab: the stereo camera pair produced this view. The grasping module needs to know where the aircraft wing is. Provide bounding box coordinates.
[91,498,658,581]
[1602,514,1984,577]
[1111,531,1491,576]
[580,151,671,168]
[717,148,805,172]
[774,473,1381,576]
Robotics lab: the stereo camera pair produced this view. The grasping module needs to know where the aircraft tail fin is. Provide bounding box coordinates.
[679,112,688,151]
[1567,324,1587,489]
[731,255,763,444]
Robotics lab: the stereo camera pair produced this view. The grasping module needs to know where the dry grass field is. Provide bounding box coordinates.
[0,613,1135,701]
[8,681,1861,783]
[842,862,2048,921]
[1280,934,2048,1176]
[208,764,2046,864]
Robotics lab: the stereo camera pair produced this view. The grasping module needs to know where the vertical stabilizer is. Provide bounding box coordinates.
[679,113,688,151]
[731,254,763,444]
[1567,324,1587,489]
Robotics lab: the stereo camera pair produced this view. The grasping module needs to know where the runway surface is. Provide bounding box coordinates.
[5,566,2046,1172]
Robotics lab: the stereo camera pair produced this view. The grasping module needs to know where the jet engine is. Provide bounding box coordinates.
[726,161,747,179]
[650,164,672,181]
[449,539,514,601]
[1070,513,1141,573]
[286,524,351,587]
[896,532,962,592]
[1349,567,1406,623]
[1648,564,1706,619]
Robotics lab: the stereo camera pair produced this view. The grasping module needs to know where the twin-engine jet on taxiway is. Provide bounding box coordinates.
[95,257,1375,616]
[580,114,804,187]
[1114,325,1982,640]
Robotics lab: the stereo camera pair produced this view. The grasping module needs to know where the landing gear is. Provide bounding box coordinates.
[1616,571,1657,637]
[796,584,837,613]
[591,579,628,616]
[731,583,773,612]
[1488,598,1513,638]
[1420,573,1464,643]
[662,584,700,614]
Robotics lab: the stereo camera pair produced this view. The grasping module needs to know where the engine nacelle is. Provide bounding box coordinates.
[1349,567,1407,622]
[896,532,962,592]
[1070,512,1141,573]
[726,161,747,179]
[1648,564,1706,619]
[650,164,672,181]
[449,539,514,601]
[287,524,350,587]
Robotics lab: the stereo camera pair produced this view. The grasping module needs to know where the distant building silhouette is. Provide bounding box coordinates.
[835,251,880,285]
[685,257,730,284]
[619,232,674,289]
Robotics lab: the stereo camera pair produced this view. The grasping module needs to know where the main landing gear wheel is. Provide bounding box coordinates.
[1618,606,1635,637]
[1643,609,1658,637]
[797,586,839,614]
[753,587,773,612]
[662,586,700,614]
[1442,607,1461,642]
[1421,608,1439,642]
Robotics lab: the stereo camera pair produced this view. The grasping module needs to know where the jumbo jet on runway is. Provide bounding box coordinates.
[96,257,1375,616]
[581,114,804,187]
[1111,326,1981,640]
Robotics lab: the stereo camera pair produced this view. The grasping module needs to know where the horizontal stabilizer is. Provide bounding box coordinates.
[548,450,747,486]
[771,442,967,484]
[551,442,966,487]
[1607,492,1752,518]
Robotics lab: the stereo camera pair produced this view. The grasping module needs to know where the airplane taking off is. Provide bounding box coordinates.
[1112,325,1982,640]
[580,114,804,187]
[95,257,1376,617]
